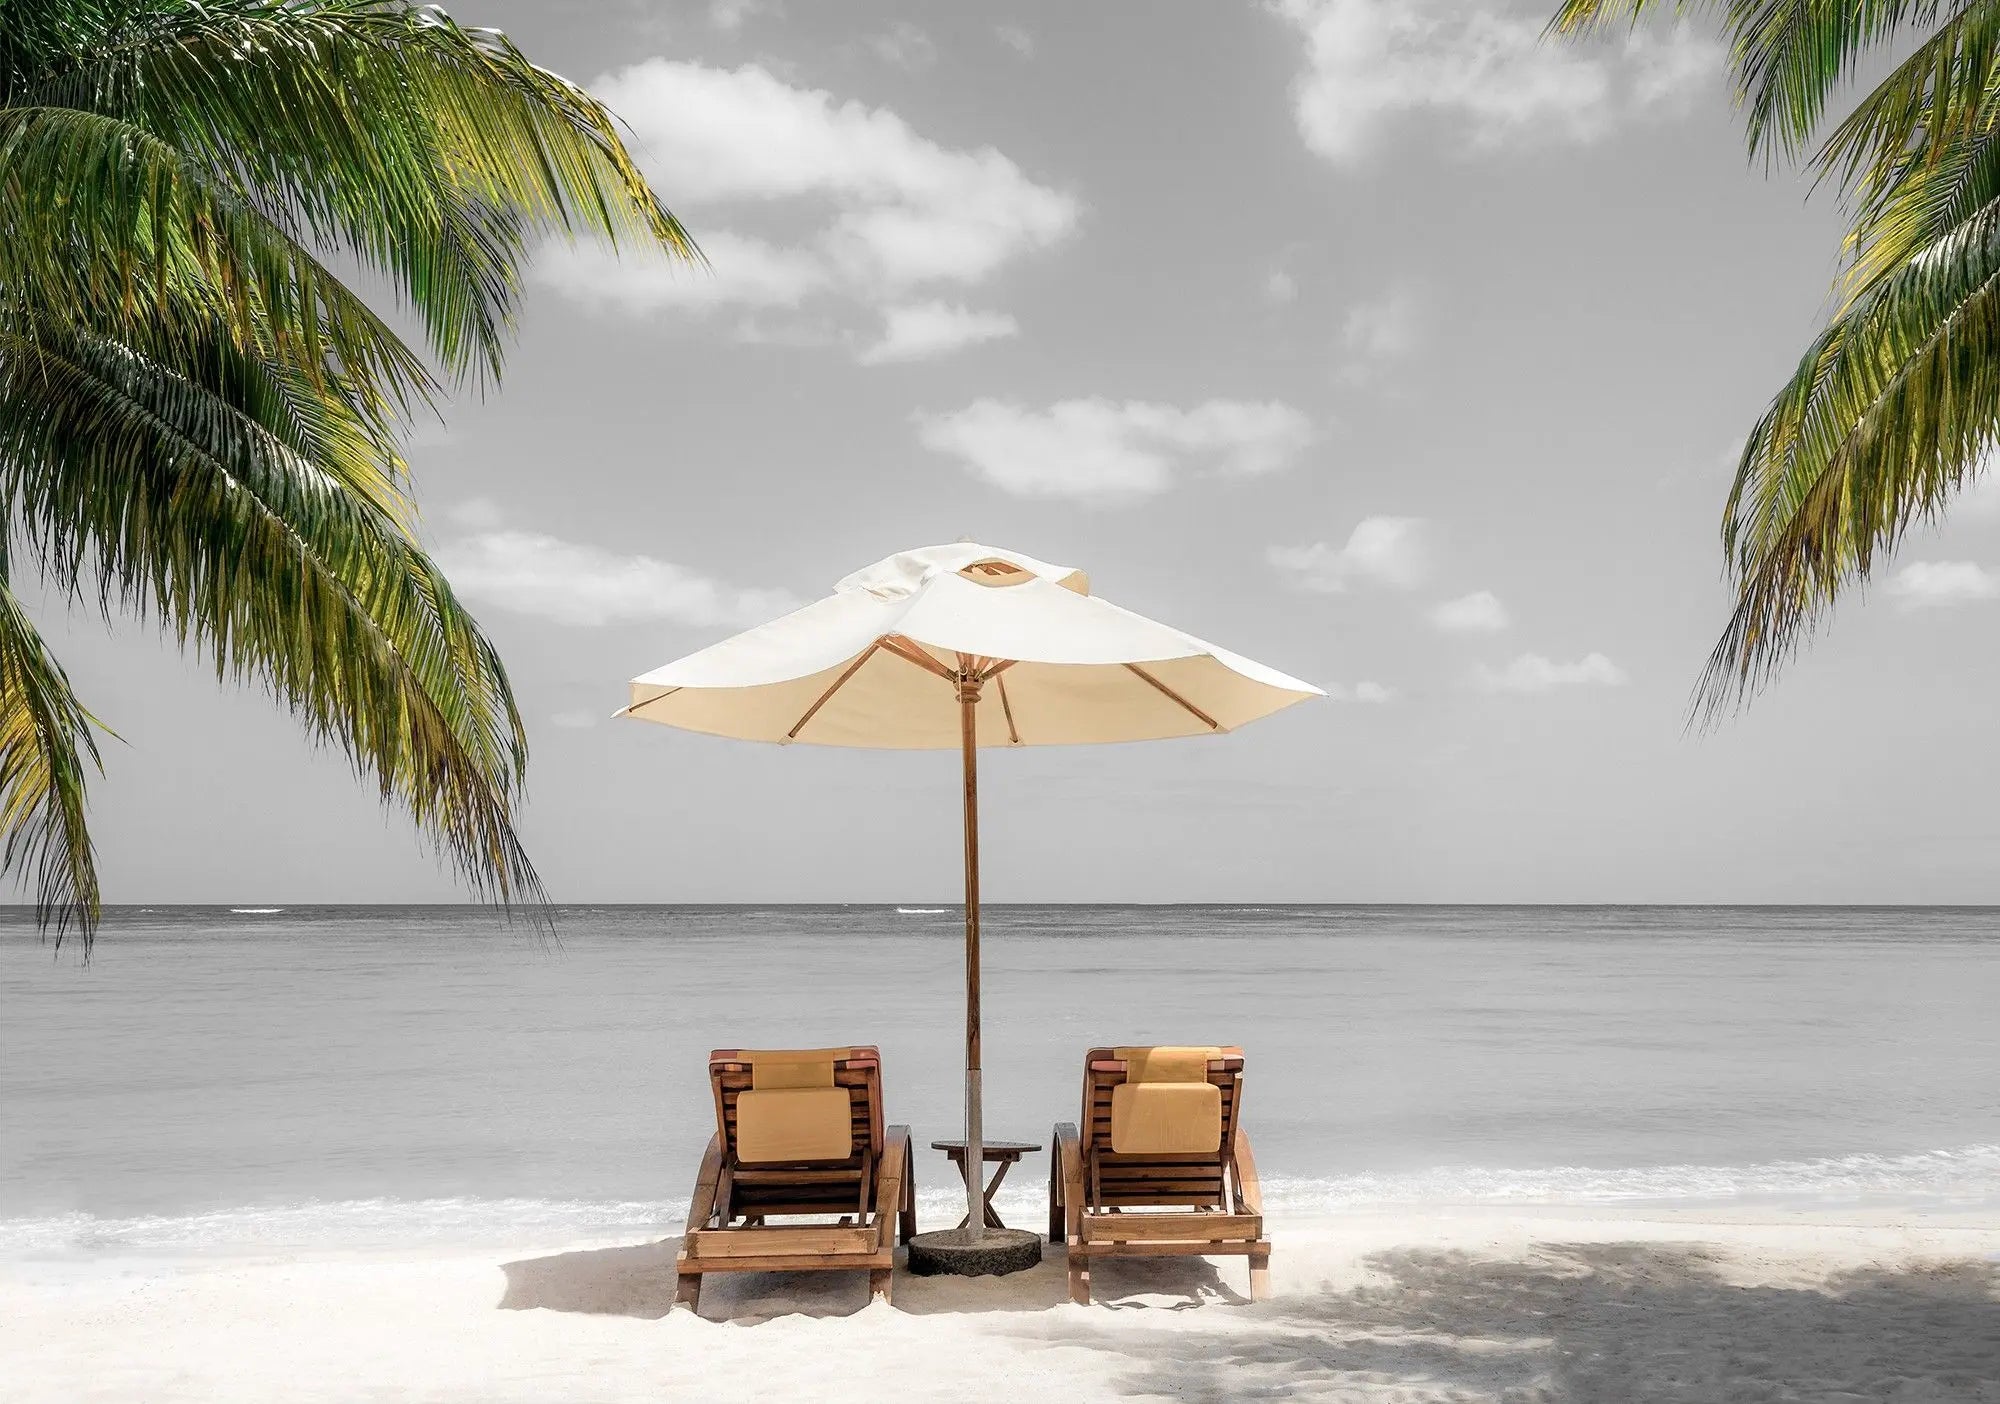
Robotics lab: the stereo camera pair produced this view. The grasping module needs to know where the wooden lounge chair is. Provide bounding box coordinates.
[1050,1045,1267,1304]
[675,1046,915,1312]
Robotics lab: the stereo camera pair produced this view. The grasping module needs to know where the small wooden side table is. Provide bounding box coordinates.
[930,1139,1043,1231]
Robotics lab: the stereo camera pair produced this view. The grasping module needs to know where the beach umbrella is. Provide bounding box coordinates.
[620,543,1321,1240]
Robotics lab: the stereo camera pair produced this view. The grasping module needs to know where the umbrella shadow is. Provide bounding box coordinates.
[1012,1242,2000,1402]
[892,1245,1245,1316]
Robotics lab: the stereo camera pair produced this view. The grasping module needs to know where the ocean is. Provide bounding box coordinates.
[4,904,1997,1261]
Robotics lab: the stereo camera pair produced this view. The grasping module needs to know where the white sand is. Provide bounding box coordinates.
[6,1209,1999,1402]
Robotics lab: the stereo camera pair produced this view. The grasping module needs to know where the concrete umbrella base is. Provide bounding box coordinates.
[905,1227,1043,1277]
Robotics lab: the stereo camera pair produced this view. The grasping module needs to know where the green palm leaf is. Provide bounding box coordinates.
[0,0,698,946]
[0,103,439,427]
[37,0,698,384]
[1705,206,2000,709]
[0,555,103,950]
[0,316,541,914]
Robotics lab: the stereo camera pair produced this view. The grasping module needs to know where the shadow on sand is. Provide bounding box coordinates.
[500,1237,2000,1398]
[498,1241,685,1320]
[497,1240,1252,1322]
[1017,1242,2000,1402]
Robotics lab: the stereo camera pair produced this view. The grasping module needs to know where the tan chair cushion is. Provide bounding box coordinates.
[735,1087,854,1162]
[1110,1081,1223,1153]
[741,1049,848,1090]
[1114,1046,1221,1083]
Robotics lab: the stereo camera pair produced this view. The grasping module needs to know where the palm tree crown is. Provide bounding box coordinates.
[0,0,696,950]
[1553,0,2000,713]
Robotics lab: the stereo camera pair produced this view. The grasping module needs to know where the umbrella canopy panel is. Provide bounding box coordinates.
[623,544,1320,745]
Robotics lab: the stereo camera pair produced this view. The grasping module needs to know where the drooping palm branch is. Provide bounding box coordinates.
[1550,1,2000,712]
[0,0,698,950]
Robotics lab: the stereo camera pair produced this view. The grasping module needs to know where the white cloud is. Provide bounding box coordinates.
[867,21,936,69]
[536,232,827,314]
[859,302,1019,365]
[1884,561,2000,609]
[1264,269,1299,304]
[1474,652,1628,694]
[550,710,603,730]
[1271,0,1718,165]
[1341,282,1425,361]
[1327,680,1394,703]
[1625,24,1721,107]
[708,0,774,32]
[918,398,1314,500]
[1268,517,1429,592]
[544,61,1077,333]
[435,502,799,628]
[1430,589,1509,632]
[995,24,1034,57]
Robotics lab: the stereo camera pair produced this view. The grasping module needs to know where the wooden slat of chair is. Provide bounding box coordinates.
[1084,1212,1261,1243]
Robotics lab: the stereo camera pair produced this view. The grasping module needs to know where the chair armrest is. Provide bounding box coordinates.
[1054,1121,1084,1241]
[684,1131,723,1236]
[1231,1126,1263,1217]
[874,1124,911,1246]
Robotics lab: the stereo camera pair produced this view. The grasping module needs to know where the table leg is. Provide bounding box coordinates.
[981,1159,1012,1229]
[949,1154,1022,1231]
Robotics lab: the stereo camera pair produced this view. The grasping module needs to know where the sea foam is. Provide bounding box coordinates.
[7,1145,1995,1261]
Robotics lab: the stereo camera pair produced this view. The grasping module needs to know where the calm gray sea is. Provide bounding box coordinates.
[3,905,1997,1258]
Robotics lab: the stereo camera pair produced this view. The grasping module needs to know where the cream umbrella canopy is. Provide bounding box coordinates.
[620,543,1322,1239]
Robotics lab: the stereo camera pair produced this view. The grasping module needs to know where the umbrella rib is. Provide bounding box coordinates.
[879,634,959,683]
[1125,663,1220,731]
[787,644,881,740]
[621,687,682,719]
[996,672,1020,744]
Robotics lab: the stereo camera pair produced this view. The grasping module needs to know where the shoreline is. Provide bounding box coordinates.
[8,1194,1999,1278]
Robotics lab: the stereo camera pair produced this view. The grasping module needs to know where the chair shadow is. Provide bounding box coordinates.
[498,1240,687,1320]
[497,1240,1251,1322]
[1010,1242,2000,1402]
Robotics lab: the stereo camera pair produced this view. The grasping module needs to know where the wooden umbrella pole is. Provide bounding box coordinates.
[958,664,985,1242]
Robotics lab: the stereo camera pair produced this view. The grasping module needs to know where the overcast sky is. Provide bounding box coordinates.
[29,0,2000,906]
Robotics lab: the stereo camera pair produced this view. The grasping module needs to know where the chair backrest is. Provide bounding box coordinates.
[709,1046,883,1167]
[1079,1046,1246,1209]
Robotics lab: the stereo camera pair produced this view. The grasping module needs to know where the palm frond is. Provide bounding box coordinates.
[1839,98,2000,302]
[1549,0,1685,33]
[0,0,703,930]
[0,554,104,952]
[1818,2,2000,235]
[0,103,440,422]
[1700,202,2000,713]
[0,316,543,915]
[1550,1,1956,162]
[34,0,698,384]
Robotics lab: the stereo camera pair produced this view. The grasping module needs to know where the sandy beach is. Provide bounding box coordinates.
[8,1208,1998,1402]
